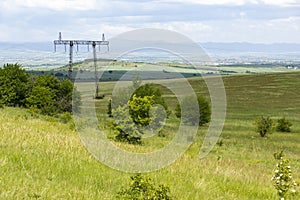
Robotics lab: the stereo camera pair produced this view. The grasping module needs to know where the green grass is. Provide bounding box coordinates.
[1,72,300,199]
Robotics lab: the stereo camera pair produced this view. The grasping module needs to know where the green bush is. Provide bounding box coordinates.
[128,95,155,127]
[175,95,211,126]
[112,95,163,144]
[254,116,273,137]
[27,75,81,115]
[108,82,170,118]
[0,64,81,115]
[112,104,142,145]
[0,63,30,107]
[59,112,74,124]
[26,86,57,115]
[117,174,172,200]
[133,83,170,116]
[276,117,292,132]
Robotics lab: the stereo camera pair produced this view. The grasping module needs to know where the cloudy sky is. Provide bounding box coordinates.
[0,0,299,43]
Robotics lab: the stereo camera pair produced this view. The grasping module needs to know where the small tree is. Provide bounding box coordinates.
[117,174,172,200]
[27,75,81,115]
[175,95,211,126]
[133,83,169,116]
[112,104,143,145]
[0,63,30,107]
[128,94,155,126]
[255,116,273,137]
[57,79,81,113]
[26,86,57,115]
[272,151,298,199]
[276,117,292,133]
[112,95,162,144]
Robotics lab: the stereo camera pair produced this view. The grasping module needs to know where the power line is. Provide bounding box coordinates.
[54,32,109,97]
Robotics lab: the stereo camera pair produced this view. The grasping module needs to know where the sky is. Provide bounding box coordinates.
[0,0,299,43]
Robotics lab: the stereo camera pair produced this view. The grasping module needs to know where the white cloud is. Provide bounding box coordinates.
[159,0,299,6]
[0,0,299,43]
[260,0,300,7]
[1,0,104,11]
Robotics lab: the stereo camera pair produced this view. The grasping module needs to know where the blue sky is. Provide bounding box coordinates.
[0,0,299,43]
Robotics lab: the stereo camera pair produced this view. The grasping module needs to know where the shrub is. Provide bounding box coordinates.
[59,112,74,124]
[128,94,155,126]
[133,83,170,116]
[276,117,292,132]
[117,174,172,200]
[272,151,298,199]
[26,86,57,115]
[112,95,163,144]
[0,63,30,107]
[112,104,143,145]
[175,95,211,126]
[254,116,273,137]
[26,75,81,115]
[57,79,81,113]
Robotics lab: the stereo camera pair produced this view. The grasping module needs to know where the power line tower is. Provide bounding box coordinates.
[54,32,109,97]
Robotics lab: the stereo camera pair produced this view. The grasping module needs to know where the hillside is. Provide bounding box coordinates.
[1,72,300,199]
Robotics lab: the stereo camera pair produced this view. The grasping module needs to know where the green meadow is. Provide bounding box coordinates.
[1,72,300,199]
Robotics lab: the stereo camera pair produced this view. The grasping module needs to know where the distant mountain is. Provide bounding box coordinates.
[200,42,300,53]
[0,41,300,54]
[0,42,53,51]
[0,42,300,55]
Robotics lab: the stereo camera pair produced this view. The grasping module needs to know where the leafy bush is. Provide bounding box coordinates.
[0,64,81,115]
[175,95,211,126]
[27,75,81,115]
[254,116,273,137]
[112,105,143,145]
[276,117,292,132]
[112,95,164,144]
[59,112,74,124]
[128,95,155,126]
[26,86,57,115]
[0,63,30,107]
[133,83,170,116]
[117,174,172,200]
[272,151,298,199]
[108,82,170,118]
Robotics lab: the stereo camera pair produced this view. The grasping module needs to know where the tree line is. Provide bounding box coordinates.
[0,63,81,115]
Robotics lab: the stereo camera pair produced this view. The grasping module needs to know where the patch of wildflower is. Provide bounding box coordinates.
[272,151,298,199]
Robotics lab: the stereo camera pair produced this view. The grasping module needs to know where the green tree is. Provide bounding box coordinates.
[117,174,172,200]
[276,117,292,133]
[0,63,30,106]
[112,95,160,144]
[34,75,61,96]
[112,105,142,144]
[133,83,169,116]
[128,94,155,126]
[57,79,81,113]
[175,95,211,126]
[255,116,273,137]
[27,75,81,115]
[26,86,57,115]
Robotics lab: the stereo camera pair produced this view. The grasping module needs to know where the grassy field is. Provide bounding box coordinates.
[1,72,300,199]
